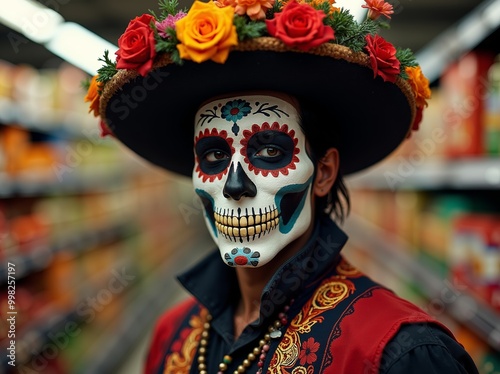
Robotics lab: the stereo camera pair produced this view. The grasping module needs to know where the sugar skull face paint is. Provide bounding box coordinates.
[193,94,315,268]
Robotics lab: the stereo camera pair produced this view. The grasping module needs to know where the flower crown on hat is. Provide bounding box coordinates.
[84,0,431,136]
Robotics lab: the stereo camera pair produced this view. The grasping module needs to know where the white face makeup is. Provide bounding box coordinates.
[193,94,315,268]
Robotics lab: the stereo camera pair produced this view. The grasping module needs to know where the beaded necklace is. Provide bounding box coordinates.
[197,303,291,374]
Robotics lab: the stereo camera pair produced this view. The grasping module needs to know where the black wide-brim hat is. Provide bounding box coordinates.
[99,38,416,177]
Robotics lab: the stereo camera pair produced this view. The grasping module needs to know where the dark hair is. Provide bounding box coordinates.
[297,97,350,223]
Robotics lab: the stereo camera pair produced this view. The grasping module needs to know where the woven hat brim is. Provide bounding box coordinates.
[100,38,415,177]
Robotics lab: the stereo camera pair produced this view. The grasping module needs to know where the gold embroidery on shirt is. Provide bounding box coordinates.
[268,276,356,374]
[163,308,208,374]
[336,258,362,278]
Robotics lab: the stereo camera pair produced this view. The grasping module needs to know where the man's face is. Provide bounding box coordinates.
[193,94,315,268]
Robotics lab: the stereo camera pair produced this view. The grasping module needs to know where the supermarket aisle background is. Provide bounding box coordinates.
[1,0,500,373]
[115,284,189,374]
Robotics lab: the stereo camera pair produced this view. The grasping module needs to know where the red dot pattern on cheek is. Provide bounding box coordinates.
[240,122,300,177]
[194,128,234,182]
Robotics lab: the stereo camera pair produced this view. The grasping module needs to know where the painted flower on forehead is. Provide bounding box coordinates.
[155,11,187,38]
[365,34,400,83]
[362,0,394,20]
[221,99,252,122]
[175,0,238,63]
[235,0,274,21]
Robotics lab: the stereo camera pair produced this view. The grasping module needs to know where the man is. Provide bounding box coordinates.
[85,0,479,372]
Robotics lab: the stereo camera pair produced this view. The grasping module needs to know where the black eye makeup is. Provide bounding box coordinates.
[245,130,295,170]
[195,136,232,175]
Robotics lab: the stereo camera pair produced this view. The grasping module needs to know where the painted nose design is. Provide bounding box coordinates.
[223,162,257,200]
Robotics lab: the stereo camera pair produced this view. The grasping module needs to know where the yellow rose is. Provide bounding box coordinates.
[406,65,431,109]
[84,75,102,117]
[176,1,238,63]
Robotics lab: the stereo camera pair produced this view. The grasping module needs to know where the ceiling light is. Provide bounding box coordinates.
[0,0,64,43]
[45,22,118,75]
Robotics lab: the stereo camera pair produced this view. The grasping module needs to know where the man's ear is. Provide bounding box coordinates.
[313,148,339,197]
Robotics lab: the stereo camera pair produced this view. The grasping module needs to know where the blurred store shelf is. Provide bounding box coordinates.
[75,227,211,374]
[344,214,500,352]
[0,221,133,281]
[0,99,96,139]
[347,158,500,191]
[0,160,149,197]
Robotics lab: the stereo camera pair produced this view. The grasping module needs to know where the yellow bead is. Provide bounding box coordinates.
[202,331,209,339]
[204,322,211,329]
[198,356,205,363]
[264,334,271,341]
[237,365,245,373]
[200,371,208,374]
[243,359,251,367]
[248,353,256,361]
[219,363,228,371]
[199,347,206,355]
[198,363,206,371]
[200,339,208,347]
[259,339,266,347]
[274,320,282,329]
[253,347,261,355]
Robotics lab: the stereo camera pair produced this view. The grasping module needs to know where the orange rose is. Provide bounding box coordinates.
[84,75,102,117]
[235,0,274,21]
[176,1,238,63]
[406,65,431,109]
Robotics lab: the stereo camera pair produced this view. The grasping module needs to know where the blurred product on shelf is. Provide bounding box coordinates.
[419,195,489,267]
[389,52,500,166]
[10,212,49,254]
[451,213,500,312]
[441,51,497,157]
[481,351,500,374]
[350,189,500,310]
[486,57,500,155]
[0,60,93,136]
[0,126,59,178]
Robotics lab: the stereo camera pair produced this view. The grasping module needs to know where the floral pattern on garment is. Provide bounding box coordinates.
[163,307,207,374]
[267,265,357,374]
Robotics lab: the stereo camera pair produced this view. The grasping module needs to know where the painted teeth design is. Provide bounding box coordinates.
[214,207,280,241]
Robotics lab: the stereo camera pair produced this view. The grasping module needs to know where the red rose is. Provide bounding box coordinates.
[365,34,400,83]
[116,14,157,76]
[99,120,113,137]
[266,1,334,51]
